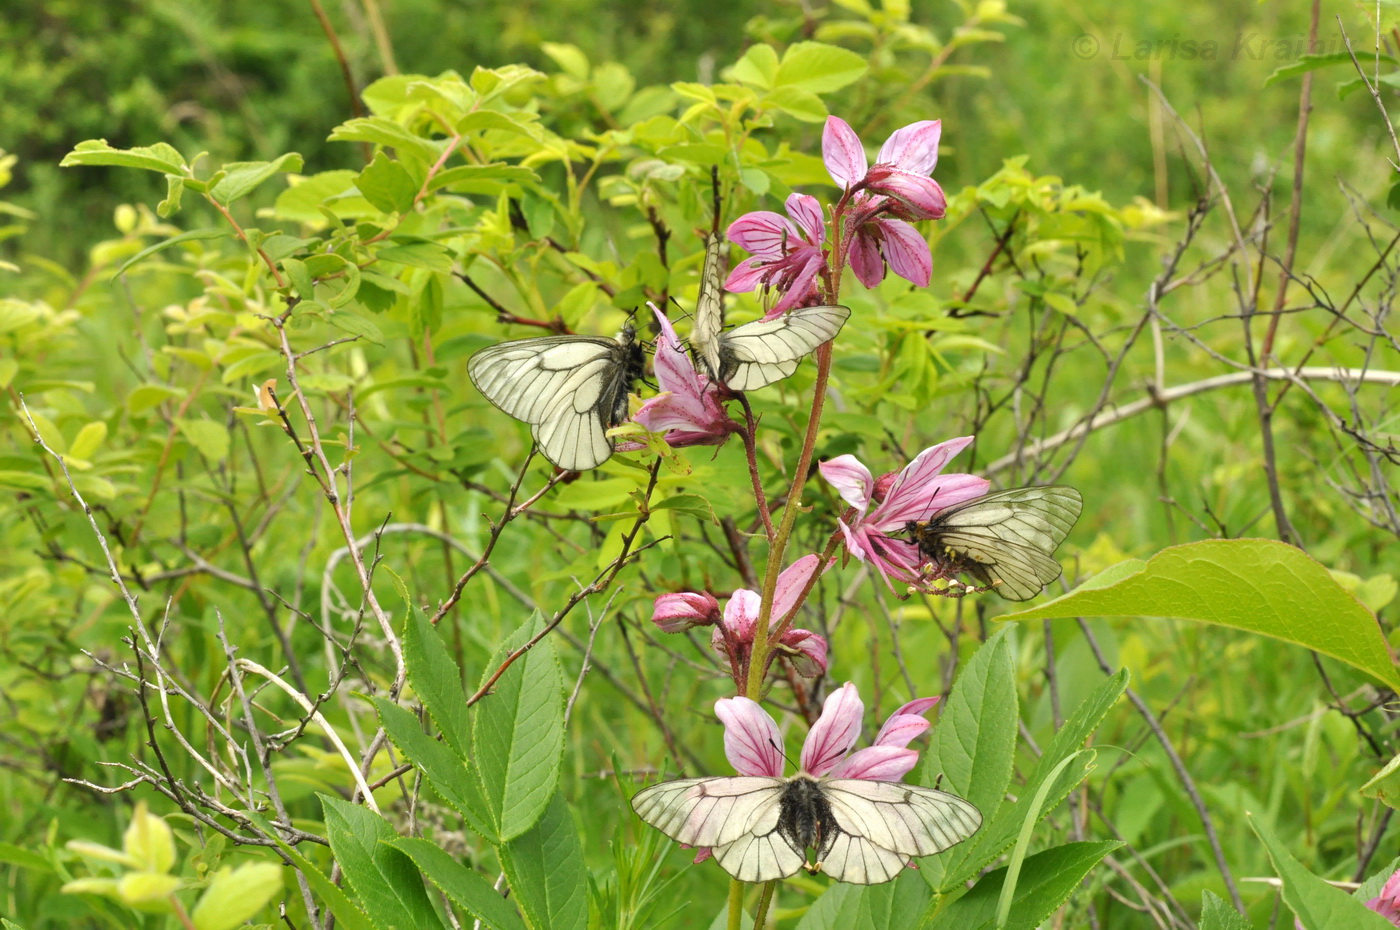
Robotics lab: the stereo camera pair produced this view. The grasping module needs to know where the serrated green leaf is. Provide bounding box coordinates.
[650,493,718,524]
[762,86,828,122]
[321,796,444,930]
[209,153,303,205]
[376,241,455,273]
[114,228,229,279]
[370,697,492,837]
[427,164,539,193]
[61,139,186,175]
[472,616,565,841]
[1251,815,1394,929]
[1265,52,1395,87]
[1002,539,1400,690]
[925,841,1121,930]
[242,810,375,930]
[329,117,441,163]
[499,793,587,930]
[731,43,780,88]
[1199,890,1252,930]
[392,838,526,930]
[801,871,928,930]
[404,610,473,759]
[326,310,385,345]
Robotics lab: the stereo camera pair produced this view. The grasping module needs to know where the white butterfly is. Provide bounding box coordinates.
[907,486,1083,600]
[631,772,981,884]
[467,323,645,472]
[690,233,850,392]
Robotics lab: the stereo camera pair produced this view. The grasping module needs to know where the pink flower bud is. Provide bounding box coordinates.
[651,591,721,632]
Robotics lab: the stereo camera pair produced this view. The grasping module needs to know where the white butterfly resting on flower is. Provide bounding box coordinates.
[632,684,980,884]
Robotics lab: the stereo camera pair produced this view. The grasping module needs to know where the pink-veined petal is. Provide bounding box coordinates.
[879,218,933,287]
[714,696,784,777]
[785,193,827,244]
[869,171,946,221]
[863,534,925,590]
[823,116,868,190]
[723,589,761,641]
[870,437,977,527]
[800,682,864,776]
[848,230,886,289]
[876,120,942,175]
[1366,867,1400,920]
[780,629,829,678]
[773,554,823,621]
[826,745,919,781]
[693,848,714,864]
[727,211,798,257]
[724,257,774,293]
[874,697,939,748]
[768,250,824,314]
[819,455,875,512]
[836,519,870,562]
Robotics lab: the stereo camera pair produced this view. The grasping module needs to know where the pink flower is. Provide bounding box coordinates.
[823,116,940,288]
[1366,869,1400,925]
[651,591,721,633]
[633,305,737,447]
[724,194,828,315]
[716,683,940,782]
[819,437,990,589]
[710,556,829,685]
[824,116,947,221]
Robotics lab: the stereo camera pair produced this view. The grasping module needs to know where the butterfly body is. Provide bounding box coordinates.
[632,772,980,884]
[906,485,1083,600]
[692,234,850,391]
[467,323,645,472]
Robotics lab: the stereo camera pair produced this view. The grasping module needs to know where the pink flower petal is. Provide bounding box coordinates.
[727,211,798,257]
[836,519,870,562]
[785,193,827,244]
[768,250,824,314]
[693,847,713,864]
[819,455,875,512]
[773,554,823,621]
[780,629,829,678]
[879,218,932,287]
[870,437,977,528]
[876,120,941,175]
[800,682,864,776]
[823,116,868,190]
[724,257,774,293]
[873,697,939,748]
[826,745,919,781]
[715,696,784,777]
[848,231,886,288]
[865,169,946,221]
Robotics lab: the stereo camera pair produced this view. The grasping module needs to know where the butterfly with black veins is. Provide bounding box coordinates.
[690,233,851,392]
[632,773,981,884]
[466,322,645,472]
[906,486,1084,601]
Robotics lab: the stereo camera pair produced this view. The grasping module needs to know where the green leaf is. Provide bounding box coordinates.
[158,176,185,218]
[1199,890,1252,930]
[541,42,590,79]
[472,615,565,842]
[191,862,282,930]
[1359,749,1400,810]
[0,844,52,874]
[1264,52,1395,87]
[114,228,229,279]
[426,164,539,193]
[61,139,186,175]
[650,493,718,524]
[274,170,359,224]
[357,152,420,213]
[0,300,41,333]
[1250,815,1395,929]
[283,257,314,300]
[376,240,455,273]
[774,42,869,93]
[761,86,828,123]
[329,117,441,163]
[925,841,1121,930]
[499,793,587,930]
[67,422,108,462]
[209,153,304,205]
[392,838,526,930]
[176,419,230,462]
[326,309,386,345]
[731,43,780,89]
[126,383,184,416]
[243,809,376,930]
[801,871,929,929]
[320,796,445,930]
[921,628,1017,891]
[403,609,472,759]
[370,697,492,837]
[945,669,1128,886]
[1001,539,1400,689]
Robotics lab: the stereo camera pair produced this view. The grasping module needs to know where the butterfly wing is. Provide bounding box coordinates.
[467,332,639,471]
[690,233,726,379]
[817,780,982,885]
[918,486,1083,601]
[632,776,804,882]
[717,304,851,391]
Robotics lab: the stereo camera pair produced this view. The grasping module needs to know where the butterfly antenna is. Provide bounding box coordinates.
[710,165,722,235]
[768,738,797,773]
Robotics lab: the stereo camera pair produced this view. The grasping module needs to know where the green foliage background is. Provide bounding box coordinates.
[2,1,1398,928]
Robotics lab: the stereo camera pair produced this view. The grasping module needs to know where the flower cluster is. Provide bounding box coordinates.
[631,304,737,448]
